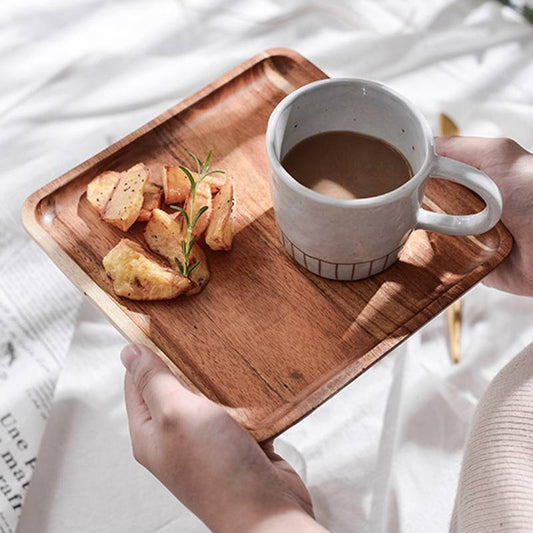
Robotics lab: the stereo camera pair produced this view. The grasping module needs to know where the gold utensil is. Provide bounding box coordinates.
[439,112,462,364]
[440,113,459,139]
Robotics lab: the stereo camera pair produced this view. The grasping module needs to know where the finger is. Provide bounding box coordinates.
[260,439,275,455]
[124,370,151,430]
[260,439,293,464]
[435,136,526,172]
[123,371,152,463]
[121,344,198,422]
[434,136,493,169]
[261,439,282,462]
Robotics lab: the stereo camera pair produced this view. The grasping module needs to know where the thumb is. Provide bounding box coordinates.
[121,344,197,422]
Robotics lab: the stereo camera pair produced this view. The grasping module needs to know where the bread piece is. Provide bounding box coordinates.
[162,165,190,204]
[205,178,235,251]
[162,167,225,204]
[204,173,226,194]
[102,163,148,231]
[137,182,163,222]
[102,238,191,300]
[185,244,210,296]
[144,209,210,294]
[147,163,165,187]
[87,171,120,214]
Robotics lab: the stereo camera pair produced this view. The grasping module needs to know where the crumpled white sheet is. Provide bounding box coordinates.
[5,0,533,532]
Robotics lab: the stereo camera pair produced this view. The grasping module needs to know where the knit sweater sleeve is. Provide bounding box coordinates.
[451,342,533,533]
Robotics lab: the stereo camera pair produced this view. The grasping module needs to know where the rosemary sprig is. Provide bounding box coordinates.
[170,150,224,277]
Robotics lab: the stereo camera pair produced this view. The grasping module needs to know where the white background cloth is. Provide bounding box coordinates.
[1,0,533,532]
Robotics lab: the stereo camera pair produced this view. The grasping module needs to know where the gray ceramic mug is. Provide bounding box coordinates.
[266,78,502,281]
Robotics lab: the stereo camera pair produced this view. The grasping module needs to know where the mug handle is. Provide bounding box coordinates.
[416,155,503,236]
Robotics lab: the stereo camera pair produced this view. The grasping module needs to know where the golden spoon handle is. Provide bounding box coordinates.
[440,112,462,364]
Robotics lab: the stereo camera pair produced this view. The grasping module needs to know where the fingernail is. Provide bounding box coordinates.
[121,344,142,371]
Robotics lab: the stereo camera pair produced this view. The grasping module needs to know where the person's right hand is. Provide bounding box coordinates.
[435,137,533,297]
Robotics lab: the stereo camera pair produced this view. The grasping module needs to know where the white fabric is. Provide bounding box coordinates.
[2,0,533,532]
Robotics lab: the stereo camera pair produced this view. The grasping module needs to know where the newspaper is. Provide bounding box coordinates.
[0,204,81,532]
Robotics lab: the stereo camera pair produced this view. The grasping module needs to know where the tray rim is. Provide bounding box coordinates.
[21,48,312,404]
[21,48,513,441]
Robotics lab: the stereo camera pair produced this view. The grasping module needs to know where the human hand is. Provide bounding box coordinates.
[121,344,327,533]
[435,136,533,297]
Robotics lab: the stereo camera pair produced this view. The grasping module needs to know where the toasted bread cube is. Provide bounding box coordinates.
[147,163,165,187]
[144,209,210,294]
[184,181,212,237]
[205,178,235,251]
[204,173,226,194]
[138,164,165,221]
[137,182,163,222]
[144,209,183,260]
[185,244,210,296]
[102,239,191,300]
[87,171,120,214]
[162,166,191,204]
[102,163,148,231]
[162,166,226,204]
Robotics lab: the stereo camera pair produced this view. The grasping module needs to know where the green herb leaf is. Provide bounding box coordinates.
[174,149,223,279]
[179,166,196,188]
[188,261,201,275]
[186,150,202,175]
[202,149,213,174]
[174,257,184,274]
[188,234,198,253]
[192,205,209,227]
[170,205,190,226]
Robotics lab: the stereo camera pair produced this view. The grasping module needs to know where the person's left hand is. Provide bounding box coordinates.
[121,344,326,533]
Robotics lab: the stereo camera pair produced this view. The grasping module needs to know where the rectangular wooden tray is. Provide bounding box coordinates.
[22,49,512,441]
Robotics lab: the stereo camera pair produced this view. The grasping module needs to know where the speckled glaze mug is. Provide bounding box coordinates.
[266,78,503,281]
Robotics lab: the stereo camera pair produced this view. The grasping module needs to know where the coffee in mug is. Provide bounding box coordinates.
[281,130,413,200]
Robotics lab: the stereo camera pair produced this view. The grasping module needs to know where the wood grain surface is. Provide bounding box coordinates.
[22,49,512,441]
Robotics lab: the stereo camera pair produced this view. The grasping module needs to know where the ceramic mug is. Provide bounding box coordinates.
[265,78,503,281]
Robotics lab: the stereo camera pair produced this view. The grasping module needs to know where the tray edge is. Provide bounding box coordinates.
[20,47,324,440]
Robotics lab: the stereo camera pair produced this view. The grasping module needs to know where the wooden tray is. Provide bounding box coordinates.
[22,48,512,441]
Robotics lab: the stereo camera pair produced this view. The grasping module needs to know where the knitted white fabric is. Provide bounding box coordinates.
[451,342,533,533]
